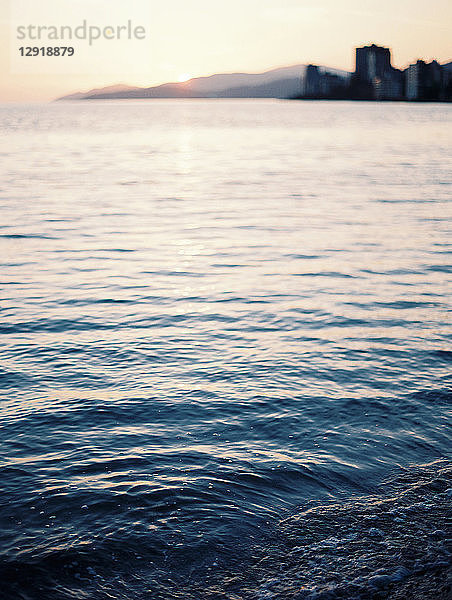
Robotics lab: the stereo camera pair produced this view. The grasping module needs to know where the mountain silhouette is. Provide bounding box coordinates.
[56,65,350,100]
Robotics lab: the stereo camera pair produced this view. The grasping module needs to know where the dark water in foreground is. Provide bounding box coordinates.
[0,100,451,599]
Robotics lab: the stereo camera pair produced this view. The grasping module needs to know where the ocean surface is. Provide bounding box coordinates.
[0,100,451,599]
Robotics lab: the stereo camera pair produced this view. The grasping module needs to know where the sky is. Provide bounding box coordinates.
[1,0,451,102]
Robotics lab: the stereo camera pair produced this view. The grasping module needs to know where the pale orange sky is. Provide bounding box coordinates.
[1,0,451,102]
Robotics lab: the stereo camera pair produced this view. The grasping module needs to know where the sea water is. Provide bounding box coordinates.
[0,100,450,599]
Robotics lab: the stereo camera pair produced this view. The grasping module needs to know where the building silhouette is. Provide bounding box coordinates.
[355,44,391,82]
[354,44,404,100]
[296,44,451,102]
[301,65,348,98]
[406,60,444,100]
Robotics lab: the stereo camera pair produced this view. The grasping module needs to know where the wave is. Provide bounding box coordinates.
[0,461,449,599]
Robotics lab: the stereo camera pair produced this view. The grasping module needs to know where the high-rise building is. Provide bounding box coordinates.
[406,60,443,100]
[355,44,392,82]
[301,65,322,96]
[354,44,404,100]
[301,65,348,98]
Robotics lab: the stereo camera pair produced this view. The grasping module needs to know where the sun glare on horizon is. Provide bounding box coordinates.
[177,73,192,82]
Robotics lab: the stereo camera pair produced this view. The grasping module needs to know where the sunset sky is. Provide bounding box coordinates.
[1,0,451,102]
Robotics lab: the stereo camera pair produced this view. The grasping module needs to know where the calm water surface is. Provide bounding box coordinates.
[0,100,451,599]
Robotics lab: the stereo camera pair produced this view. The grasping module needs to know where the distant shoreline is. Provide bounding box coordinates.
[289,97,452,103]
[56,96,452,103]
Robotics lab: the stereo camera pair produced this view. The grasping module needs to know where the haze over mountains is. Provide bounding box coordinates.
[57,64,349,100]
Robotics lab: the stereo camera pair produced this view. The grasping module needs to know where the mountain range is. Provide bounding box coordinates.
[57,64,349,101]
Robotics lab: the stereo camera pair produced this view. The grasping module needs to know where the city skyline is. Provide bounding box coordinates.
[54,43,451,103]
[1,0,452,102]
[298,44,451,101]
